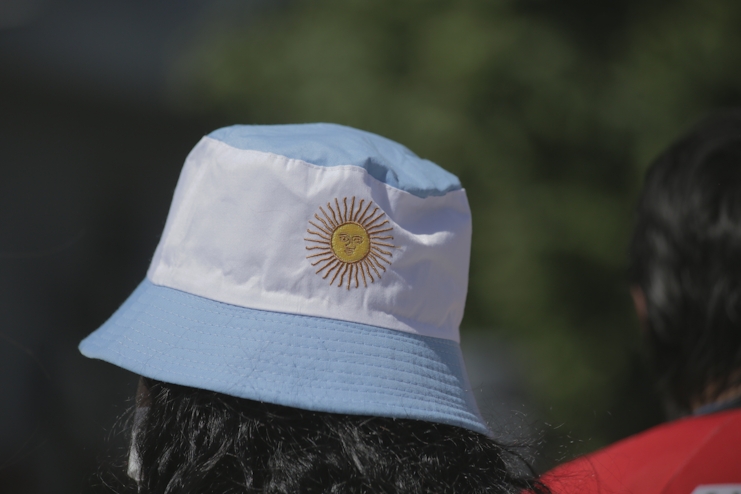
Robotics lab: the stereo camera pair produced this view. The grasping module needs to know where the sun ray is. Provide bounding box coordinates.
[370,236,393,241]
[357,202,373,223]
[365,218,387,232]
[353,264,361,288]
[321,260,341,277]
[372,241,395,248]
[366,257,383,277]
[370,250,392,264]
[370,249,393,264]
[306,229,330,241]
[359,262,368,287]
[342,197,349,223]
[313,259,333,269]
[317,258,339,275]
[363,259,377,282]
[371,249,393,260]
[361,207,380,225]
[365,217,389,230]
[306,245,330,251]
[310,254,335,266]
[368,220,391,235]
[368,226,392,235]
[349,197,356,222]
[366,260,377,282]
[314,214,334,232]
[370,246,392,258]
[334,262,349,287]
[308,221,332,236]
[353,199,365,222]
[327,202,339,225]
[319,206,338,228]
[365,210,382,221]
[368,255,388,272]
[341,263,351,287]
[372,246,393,256]
[335,198,343,223]
[327,261,343,283]
[346,264,354,290]
[307,227,330,236]
[307,250,332,259]
[368,226,391,236]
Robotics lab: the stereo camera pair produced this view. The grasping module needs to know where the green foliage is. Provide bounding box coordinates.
[170,0,741,462]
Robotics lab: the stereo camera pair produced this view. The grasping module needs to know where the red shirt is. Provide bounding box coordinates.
[542,408,741,494]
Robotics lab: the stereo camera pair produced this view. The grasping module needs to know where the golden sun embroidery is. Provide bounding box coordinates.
[305,197,395,289]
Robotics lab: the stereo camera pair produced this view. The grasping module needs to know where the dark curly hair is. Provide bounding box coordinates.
[629,110,741,413]
[127,377,548,494]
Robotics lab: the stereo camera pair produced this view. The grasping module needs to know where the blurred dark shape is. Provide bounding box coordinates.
[0,0,225,103]
[0,1,241,492]
[0,76,218,492]
[0,0,47,30]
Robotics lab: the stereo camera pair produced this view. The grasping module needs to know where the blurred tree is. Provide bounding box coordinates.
[168,0,741,466]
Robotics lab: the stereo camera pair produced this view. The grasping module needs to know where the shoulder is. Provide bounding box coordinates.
[541,409,741,494]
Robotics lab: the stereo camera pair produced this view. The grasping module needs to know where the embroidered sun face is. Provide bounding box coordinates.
[305,197,395,289]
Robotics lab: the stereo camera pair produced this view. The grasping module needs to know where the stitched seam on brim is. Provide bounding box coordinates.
[112,341,474,421]
[124,322,463,406]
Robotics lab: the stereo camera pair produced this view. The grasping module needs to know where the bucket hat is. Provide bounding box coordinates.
[79,123,489,436]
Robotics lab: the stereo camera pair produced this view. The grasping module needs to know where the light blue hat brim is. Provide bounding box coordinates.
[79,279,490,436]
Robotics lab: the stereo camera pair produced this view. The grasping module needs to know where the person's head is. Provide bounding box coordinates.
[629,110,741,414]
[80,124,545,493]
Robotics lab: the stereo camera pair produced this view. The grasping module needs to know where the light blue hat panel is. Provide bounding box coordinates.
[79,280,489,436]
[208,124,462,198]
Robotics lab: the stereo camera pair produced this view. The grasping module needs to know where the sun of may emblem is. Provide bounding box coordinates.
[305,197,395,289]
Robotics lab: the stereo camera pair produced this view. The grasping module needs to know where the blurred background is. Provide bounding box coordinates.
[2,0,741,491]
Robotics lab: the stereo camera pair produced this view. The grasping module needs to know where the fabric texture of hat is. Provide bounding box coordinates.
[79,123,489,436]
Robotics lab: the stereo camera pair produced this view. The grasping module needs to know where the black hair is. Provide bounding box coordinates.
[629,110,741,413]
[129,377,548,494]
